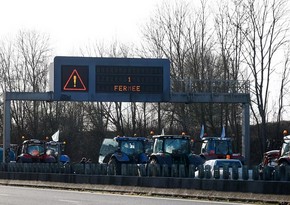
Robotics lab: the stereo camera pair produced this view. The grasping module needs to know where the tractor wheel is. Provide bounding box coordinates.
[150,158,158,164]
[16,158,24,163]
[108,158,121,175]
[149,158,160,176]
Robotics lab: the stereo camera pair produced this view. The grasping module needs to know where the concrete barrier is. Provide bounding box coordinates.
[107,163,114,175]
[3,162,290,182]
[263,166,272,180]
[213,165,220,179]
[286,166,290,181]
[242,166,249,180]
[1,171,290,195]
[197,165,204,179]
[204,165,212,179]
[161,164,169,177]
[232,165,238,180]
[2,164,290,196]
[121,164,127,176]
[171,164,178,177]
[252,166,259,180]
[188,164,195,178]
[128,164,139,176]
[147,163,160,177]
[179,164,186,178]
[223,165,229,179]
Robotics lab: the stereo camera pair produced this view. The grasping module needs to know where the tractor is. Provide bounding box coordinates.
[259,134,290,180]
[99,136,149,174]
[45,141,70,164]
[260,134,290,168]
[16,139,56,163]
[200,137,245,164]
[149,134,204,170]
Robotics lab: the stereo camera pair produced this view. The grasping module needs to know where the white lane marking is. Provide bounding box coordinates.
[59,199,80,203]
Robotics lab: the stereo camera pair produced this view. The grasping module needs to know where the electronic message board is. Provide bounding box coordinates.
[51,56,170,102]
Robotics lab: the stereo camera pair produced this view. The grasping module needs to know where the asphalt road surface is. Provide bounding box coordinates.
[0,185,252,205]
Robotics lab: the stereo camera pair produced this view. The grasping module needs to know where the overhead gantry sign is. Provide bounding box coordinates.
[52,56,171,102]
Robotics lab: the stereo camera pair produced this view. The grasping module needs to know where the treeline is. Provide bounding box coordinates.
[0,0,289,163]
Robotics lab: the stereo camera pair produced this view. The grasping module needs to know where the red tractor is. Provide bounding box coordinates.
[200,137,245,164]
[16,139,56,163]
[261,134,290,168]
[259,134,290,180]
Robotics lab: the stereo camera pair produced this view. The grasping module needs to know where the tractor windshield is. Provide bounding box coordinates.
[202,139,232,155]
[215,140,232,155]
[27,144,45,156]
[120,141,144,155]
[164,138,189,154]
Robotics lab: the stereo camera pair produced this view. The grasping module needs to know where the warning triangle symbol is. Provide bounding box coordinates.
[63,69,87,91]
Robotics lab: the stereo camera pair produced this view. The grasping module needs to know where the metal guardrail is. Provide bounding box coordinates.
[1,163,290,181]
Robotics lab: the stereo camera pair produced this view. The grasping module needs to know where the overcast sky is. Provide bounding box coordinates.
[0,0,162,56]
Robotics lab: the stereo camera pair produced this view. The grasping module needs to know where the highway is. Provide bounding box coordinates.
[0,185,250,205]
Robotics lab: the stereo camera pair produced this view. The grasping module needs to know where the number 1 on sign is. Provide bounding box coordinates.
[128,76,131,83]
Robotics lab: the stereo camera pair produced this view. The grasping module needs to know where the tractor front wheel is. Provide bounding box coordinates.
[108,158,121,175]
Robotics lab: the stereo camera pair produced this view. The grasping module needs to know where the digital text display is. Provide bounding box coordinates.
[95,66,163,93]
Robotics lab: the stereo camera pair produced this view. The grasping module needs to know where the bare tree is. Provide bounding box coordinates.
[0,31,53,142]
[0,39,14,141]
[274,44,290,145]
[142,1,197,134]
[141,0,240,137]
[15,30,52,138]
[240,0,289,154]
[277,47,290,121]
[213,0,248,148]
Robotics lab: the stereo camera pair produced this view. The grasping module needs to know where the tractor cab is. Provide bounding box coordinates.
[45,141,70,164]
[278,135,290,166]
[16,139,56,163]
[200,137,244,163]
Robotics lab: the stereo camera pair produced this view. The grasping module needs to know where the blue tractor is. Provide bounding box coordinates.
[99,136,149,174]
